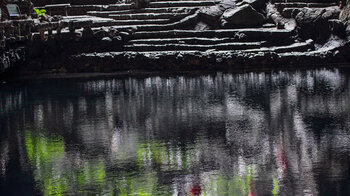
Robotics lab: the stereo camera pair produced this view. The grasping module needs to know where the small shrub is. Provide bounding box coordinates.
[34,8,46,17]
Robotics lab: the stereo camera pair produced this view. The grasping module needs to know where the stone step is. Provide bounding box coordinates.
[86,8,193,17]
[129,37,240,45]
[103,3,135,11]
[68,5,104,15]
[275,2,337,12]
[107,12,189,20]
[123,42,267,51]
[87,11,121,17]
[148,1,218,8]
[75,39,315,64]
[122,39,313,53]
[67,4,135,15]
[244,39,314,53]
[91,23,190,32]
[109,19,172,25]
[82,20,173,28]
[85,7,199,15]
[130,29,294,40]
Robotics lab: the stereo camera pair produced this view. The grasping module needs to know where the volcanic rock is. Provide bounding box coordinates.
[221,4,265,27]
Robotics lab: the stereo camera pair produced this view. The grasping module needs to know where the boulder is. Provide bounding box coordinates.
[93,29,109,40]
[295,7,340,23]
[199,6,224,27]
[221,4,265,27]
[82,27,94,39]
[282,8,301,18]
[101,37,112,42]
[194,21,210,30]
[295,7,340,43]
[133,0,150,9]
[118,31,130,40]
[266,3,297,30]
[329,19,346,38]
[112,36,123,43]
[199,0,235,28]
[219,0,236,10]
[346,23,350,41]
[237,0,269,11]
[340,5,350,23]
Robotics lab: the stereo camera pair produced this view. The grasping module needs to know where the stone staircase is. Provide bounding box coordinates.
[64,0,315,55]
[83,1,210,27]
[123,28,305,51]
[30,0,349,73]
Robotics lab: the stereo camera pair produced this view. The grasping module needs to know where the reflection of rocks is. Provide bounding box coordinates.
[3,69,350,194]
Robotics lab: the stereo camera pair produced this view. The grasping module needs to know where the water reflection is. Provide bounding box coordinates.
[1,69,350,195]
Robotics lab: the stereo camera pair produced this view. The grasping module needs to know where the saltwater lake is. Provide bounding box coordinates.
[1,69,350,195]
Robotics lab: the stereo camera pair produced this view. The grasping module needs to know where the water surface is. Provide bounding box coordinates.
[1,69,350,195]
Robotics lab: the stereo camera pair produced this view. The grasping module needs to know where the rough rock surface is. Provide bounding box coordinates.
[329,19,346,38]
[238,0,269,11]
[64,45,350,74]
[199,5,225,27]
[282,8,302,18]
[199,0,236,28]
[221,4,265,27]
[3,0,350,78]
[346,23,350,41]
[266,3,297,30]
[194,22,211,30]
[295,6,340,43]
[133,0,150,9]
[340,5,350,23]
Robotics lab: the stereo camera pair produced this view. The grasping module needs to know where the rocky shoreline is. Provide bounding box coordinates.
[1,0,350,79]
[68,43,350,72]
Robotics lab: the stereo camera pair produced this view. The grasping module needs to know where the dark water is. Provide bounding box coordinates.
[1,69,350,196]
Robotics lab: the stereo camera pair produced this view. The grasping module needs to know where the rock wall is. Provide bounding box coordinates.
[66,45,350,72]
[0,47,26,75]
[0,21,29,76]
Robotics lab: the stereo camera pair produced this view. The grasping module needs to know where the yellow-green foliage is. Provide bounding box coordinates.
[34,8,46,16]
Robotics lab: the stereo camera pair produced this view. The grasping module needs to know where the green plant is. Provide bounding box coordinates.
[34,8,46,17]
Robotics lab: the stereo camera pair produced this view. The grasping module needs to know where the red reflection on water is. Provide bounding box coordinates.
[277,144,288,173]
[189,184,202,196]
[248,177,256,196]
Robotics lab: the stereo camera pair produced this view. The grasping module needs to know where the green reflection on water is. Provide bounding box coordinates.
[24,131,174,195]
[116,172,171,196]
[25,130,108,195]
[24,130,269,196]
[136,140,196,172]
[137,141,167,167]
[25,131,65,164]
[272,177,279,196]
[202,166,254,196]
[25,130,69,195]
